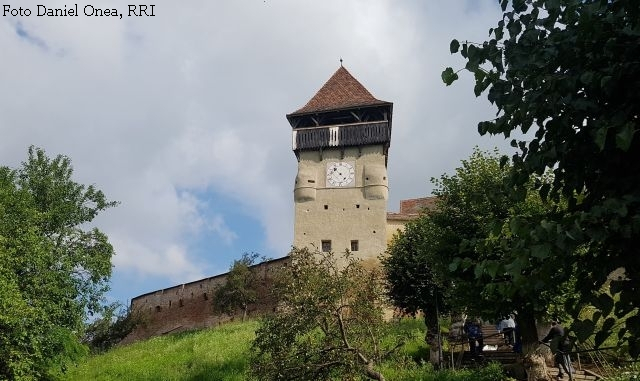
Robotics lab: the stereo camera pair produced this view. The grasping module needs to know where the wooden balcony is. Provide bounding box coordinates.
[292,121,391,151]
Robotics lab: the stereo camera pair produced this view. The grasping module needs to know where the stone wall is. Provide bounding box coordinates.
[123,256,290,343]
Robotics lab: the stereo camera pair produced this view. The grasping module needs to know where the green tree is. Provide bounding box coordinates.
[384,149,569,346]
[250,248,401,381]
[443,0,640,355]
[212,252,261,322]
[82,303,143,353]
[381,218,451,349]
[0,146,116,380]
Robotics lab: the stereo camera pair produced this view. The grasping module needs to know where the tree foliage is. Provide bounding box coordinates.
[444,0,640,356]
[0,146,117,379]
[82,303,143,354]
[384,148,570,345]
[382,214,452,343]
[212,252,261,322]
[250,248,401,381]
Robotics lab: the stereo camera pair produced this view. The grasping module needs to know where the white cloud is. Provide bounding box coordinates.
[111,235,204,284]
[208,214,238,246]
[0,0,510,300]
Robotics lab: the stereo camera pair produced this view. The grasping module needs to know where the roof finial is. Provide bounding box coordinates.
[339,57,343,67]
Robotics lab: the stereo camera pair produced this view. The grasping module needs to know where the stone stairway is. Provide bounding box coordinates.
[547,368,599,381]
[458,324,518,367]
[456,324,601,380]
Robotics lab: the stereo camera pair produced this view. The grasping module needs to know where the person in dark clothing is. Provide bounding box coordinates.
[540,319,572,379]
[512,323,523,354]
[464,318,484,359]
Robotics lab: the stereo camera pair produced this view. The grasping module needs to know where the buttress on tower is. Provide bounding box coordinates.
[286,66,393,265]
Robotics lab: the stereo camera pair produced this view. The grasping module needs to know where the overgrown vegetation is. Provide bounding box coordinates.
[383,148,571,347]
[0,146,117,380]
[604,362,640,381]
[250,248,400,381]
[63,319,512,381]
[442,0,640,357]
[212,252,262,322]
[82,303,143,354]
[62,321,258,381]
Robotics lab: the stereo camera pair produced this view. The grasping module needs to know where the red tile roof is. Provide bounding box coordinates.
[290,66,389,115]
[386,197,437,221]
[399,197,437,214]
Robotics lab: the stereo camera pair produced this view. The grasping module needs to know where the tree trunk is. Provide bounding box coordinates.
[517,308,539,347]
[357,351,386,381]
[424,313,442,367]
[363,362,386,381]
[424,313,438,342]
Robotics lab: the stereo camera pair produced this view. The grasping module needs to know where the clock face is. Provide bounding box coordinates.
[326,162,355,187]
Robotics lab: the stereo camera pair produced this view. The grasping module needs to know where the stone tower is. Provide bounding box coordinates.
[286,66,393,264]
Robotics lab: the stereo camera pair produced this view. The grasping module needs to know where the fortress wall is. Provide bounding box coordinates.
[123,256,290,343]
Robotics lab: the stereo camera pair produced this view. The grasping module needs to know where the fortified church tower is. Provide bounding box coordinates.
[124,65,432,343]
[286,66,393,264]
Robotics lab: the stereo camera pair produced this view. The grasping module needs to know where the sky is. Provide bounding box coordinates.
[1,0,518,305]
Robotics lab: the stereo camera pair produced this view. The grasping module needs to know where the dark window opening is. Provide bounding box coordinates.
[324,205,328,210]
[351,240,359,251]
[179,299,184,307]
[356,204,360,208]
[321,240,332,252]
[155,306,161,312]
[203,293,208,300]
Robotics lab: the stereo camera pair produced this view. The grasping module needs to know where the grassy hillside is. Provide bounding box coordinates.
[63,318,510,381]
[63,320,258,381]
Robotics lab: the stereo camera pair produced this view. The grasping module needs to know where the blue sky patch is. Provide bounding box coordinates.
[14,21,48,51]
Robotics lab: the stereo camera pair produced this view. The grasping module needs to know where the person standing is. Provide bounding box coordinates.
[497,314,516,345]
[540,318,572,379]
[464,318,484,360]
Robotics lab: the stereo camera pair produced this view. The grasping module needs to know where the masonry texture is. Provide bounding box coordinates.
[124,257,289,343]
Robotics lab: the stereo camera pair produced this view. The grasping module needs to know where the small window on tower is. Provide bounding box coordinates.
[350,240,359,251]
[321,240,332,252]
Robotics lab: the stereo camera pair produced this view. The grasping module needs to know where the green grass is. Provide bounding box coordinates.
[63,318,507,381]
[63,321,258,381]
